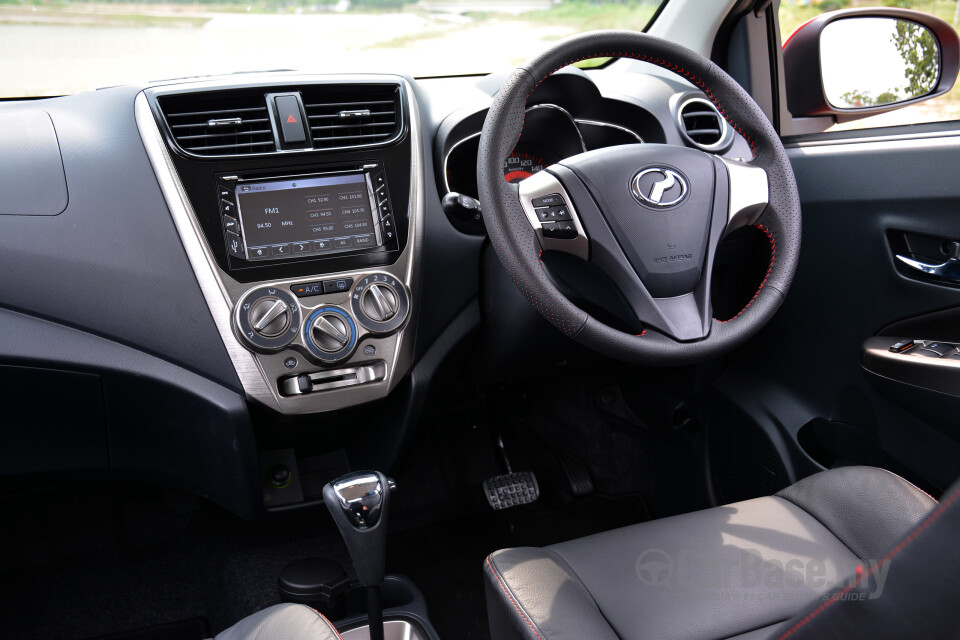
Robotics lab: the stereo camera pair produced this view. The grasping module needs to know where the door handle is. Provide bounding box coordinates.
[896,254,960,283]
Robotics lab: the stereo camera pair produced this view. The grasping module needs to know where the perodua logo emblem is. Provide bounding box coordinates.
[631,167,688,207]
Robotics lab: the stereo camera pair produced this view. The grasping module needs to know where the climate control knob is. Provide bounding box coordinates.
[303,307,357,362]
[352,274,410,334]
[310,312,352,353]
[235,286,301,352]
[361,284,399,322]
[250,298,292,338]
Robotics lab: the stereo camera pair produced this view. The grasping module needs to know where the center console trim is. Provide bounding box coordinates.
[135,74,424,414]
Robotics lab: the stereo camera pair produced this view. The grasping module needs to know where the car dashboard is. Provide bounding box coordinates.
[0,62,753,517]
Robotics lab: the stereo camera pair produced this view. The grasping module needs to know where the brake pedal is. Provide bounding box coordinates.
[483,433,540,510]
[483,472,540,510]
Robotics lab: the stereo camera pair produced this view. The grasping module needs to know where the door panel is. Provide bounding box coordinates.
[717,130,960,494]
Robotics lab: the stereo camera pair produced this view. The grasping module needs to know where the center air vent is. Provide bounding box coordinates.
[158,91,275,156]
[677,97,728,150]
[301,84,402,149]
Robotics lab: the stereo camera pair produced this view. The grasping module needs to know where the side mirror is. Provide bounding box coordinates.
[783,7,959,124]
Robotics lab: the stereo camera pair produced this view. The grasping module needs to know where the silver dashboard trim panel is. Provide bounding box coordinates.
[135,74,424,414]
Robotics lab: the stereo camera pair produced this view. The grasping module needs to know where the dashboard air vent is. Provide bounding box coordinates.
[159,92,275,156]
[302,84,401,149]
[678,97,727,150]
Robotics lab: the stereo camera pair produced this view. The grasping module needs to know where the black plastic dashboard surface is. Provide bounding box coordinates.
[0,86,240,390]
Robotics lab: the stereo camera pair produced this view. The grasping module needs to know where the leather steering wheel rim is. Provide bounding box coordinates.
[477,30,801,365]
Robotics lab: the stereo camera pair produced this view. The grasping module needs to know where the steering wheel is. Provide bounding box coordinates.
[478,31,801,365]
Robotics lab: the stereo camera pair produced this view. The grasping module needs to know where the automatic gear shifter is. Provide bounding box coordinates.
[323,471,395,640]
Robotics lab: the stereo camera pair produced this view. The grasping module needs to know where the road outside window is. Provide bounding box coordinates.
[0,0,665,97]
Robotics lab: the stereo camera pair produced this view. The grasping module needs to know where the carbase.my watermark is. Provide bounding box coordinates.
[635,547,890,601]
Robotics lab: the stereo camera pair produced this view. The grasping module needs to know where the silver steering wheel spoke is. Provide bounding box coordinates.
[719,157,769,237]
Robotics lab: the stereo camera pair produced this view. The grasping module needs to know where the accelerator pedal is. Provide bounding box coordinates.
[558,453,594,497]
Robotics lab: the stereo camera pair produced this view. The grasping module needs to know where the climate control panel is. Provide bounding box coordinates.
[234,286,302,352]
[351,273,410,334]
[232,273,411,388]
[303,306,357,362]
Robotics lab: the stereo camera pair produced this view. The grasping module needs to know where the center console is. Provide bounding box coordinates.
[136,75,423,414]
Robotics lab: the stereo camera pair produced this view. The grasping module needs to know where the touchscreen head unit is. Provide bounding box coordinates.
[234,172,382,261]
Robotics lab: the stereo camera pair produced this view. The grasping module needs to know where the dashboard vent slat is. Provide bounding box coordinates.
[302,84,401,149]
[678,98,727,150]
[158,91,275,156]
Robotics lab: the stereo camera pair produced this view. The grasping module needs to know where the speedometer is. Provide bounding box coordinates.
[503,152,546,184]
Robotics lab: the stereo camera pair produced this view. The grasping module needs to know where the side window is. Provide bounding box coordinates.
[779,1,960,132]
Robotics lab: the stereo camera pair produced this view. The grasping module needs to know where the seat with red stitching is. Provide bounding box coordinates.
[477,30,801,365]
[213,603,343,640]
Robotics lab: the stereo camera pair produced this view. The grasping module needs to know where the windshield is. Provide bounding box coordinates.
[0,0,666,97]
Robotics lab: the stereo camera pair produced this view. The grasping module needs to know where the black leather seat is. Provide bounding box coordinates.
[484,466,960,639]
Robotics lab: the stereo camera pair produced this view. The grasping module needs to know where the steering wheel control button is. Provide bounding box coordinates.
[235,286,301,352]
[531,193,565,208]
[323,277,354,294]
[542,221,577,240]
[352,274,410,334]
[536,205,571,222]
[303,307,357,362]
[889,339,915,353]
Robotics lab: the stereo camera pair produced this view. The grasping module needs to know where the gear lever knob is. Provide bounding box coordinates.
[322,471,394,588]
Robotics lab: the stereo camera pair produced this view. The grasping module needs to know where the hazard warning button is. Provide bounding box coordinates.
[274,95,307,145]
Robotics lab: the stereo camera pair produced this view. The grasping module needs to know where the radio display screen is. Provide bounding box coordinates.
[235,173,381,261]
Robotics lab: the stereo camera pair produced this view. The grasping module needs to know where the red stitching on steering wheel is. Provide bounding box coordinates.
[718,224,776,322]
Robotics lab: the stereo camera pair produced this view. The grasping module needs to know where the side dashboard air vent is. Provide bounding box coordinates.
[159,92,275,156]
[301,84,401,149]
[677,97,728,150]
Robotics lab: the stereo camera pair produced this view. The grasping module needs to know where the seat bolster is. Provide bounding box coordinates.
[775,466,936,561]
[484,548,620,640]
[213,603,342,640]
